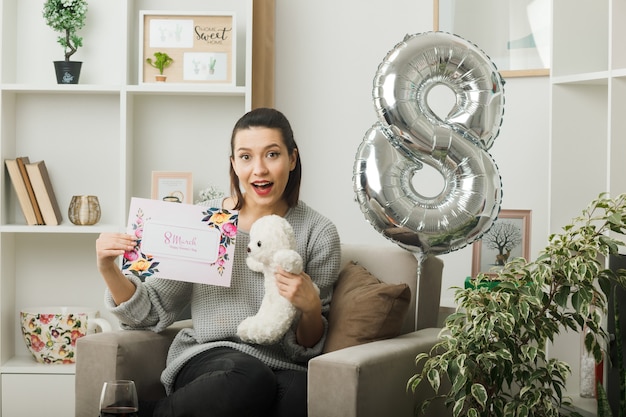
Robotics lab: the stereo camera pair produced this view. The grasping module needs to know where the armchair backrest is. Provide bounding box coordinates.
[340,244,443,333]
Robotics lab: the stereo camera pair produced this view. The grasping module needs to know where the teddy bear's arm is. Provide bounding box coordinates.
[272,249,303,275]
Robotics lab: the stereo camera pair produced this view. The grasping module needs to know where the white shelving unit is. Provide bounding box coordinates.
[549,0,626,413]
[0,1,253,416]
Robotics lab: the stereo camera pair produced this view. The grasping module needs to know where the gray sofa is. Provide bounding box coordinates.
[75,244,450,417]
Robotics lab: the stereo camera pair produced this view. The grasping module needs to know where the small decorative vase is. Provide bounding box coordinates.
[68,195,101,225]
[54,61,82,84]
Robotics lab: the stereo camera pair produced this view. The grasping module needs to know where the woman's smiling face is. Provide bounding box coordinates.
[231,126,297,211]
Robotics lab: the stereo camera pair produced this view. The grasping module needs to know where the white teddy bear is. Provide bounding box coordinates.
[237,214,312,345]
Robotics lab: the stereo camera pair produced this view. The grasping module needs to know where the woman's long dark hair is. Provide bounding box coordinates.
[229,108,302,210]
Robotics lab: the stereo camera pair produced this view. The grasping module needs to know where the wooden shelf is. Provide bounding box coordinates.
[549,0,624,408]
[1,356,76,375]
[0,1,257,416]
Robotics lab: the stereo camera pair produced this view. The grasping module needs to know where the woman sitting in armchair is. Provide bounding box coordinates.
[95,107,341,417]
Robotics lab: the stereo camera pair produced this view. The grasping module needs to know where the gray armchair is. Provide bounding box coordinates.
[75,244,450,417]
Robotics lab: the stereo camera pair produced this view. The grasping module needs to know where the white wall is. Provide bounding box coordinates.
[274,0,551,306]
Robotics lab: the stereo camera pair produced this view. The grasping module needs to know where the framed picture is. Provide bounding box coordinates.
[139,11,236,84]
[434,0,550,78]
[151,171,193,204]
[472,209,532,277]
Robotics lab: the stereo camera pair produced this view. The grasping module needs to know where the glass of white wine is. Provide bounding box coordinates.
[99,380,139,417]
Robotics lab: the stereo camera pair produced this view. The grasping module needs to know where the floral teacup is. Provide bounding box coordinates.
[20,306,112,364]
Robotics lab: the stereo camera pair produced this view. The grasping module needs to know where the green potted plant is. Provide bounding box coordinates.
[409,193,626,417]
[43,0,88,84]
[146,52,174,82]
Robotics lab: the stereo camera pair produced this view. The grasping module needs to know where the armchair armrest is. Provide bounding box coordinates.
[308,328,450,417]
[75,320,190,417]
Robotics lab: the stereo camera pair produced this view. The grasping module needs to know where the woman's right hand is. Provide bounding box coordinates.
[95,232,137,272]
[95,232,138,305]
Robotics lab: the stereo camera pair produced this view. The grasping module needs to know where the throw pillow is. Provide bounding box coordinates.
[323,261,411,353]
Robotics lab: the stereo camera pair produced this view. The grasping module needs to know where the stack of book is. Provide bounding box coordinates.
[5,156,63,225]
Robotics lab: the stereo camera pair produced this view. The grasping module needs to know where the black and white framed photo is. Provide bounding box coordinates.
[472,209,532,277]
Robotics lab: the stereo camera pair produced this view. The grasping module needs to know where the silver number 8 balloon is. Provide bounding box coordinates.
[354,32,505,256]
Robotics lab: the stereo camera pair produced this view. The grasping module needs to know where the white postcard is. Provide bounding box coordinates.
[122,197,238,287]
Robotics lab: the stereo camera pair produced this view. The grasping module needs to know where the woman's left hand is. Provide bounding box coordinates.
[275,268,324,347]
[274,268,321,314]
